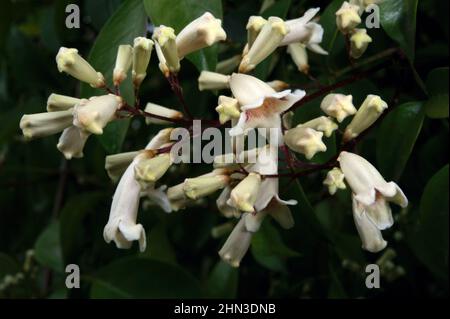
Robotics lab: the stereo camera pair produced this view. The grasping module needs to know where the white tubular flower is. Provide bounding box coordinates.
[20,110,73,140]
[284,127,327,159]
[72,94,122,135]
[56,47,105,88]
[338,151,408,252]
[281,8,323,46]
[344,95,388,141]
[183,171,230,200]
[219,213,260,267]
[166,182,192,212]
[113,45,133,86]
[349,28,372,59]
[105,151,140,182]
[153,26,180,74]
[215,96,240,124]
[141,184,172,214]
[228,172,261,213]
[323,167,346,195]
[144,103,183,125]
[47,94,81,112]
[57,126,90,160]
[246,16,267,49]
[132,37,154,86]
[239,17,288,73]
[287,43,309,74]
[320,93,357,123]
[336,1,361,34]
[216,186,241,218]
[266,80,289,92]
[216,54,241,74]
[134,152,172,183]
[298,116,338,137]
[176,12,226,59]
[228,73,305,142]
[246,145,297,212]
[263,199,295,229]
[198,71,230,91]
[103,158,146,252]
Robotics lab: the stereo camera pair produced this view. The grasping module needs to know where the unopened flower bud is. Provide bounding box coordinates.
[176,12,226,59]
[57,126,90,160]
[198,71,230,91]
[320,93,356,122]
[218,216,252,267]
[344,94,387,141]
[216,186,241,218]
[153,26,180,74]
[266,80,289,92]
[246,16,267,49]
[113,45,133,86]
[349,28,372,59]
[46,94,81,112]
[284,127,327,159]
[215,96,240,124]
[336,1,361,34]
[132,37,154,86]
[287,42,309,74]
[229,173,261,213]
[73,94,122,135]
[144,103,183,125]
[323,167,346,195]
[20,110,73,139]
[239,17,288,73]
[105,151,140,182]
[56,47,105,88]
[183,173,230,200]
[298,116,338,137]
[134,152,172,183]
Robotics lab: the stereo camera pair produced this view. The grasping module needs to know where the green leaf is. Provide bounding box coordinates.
[408,165,449,281]
[424,67,449,119]
[59,192,105,263]
[380,0,418,61]
[80,0,148,154]
[140,222,177,264]
[377,101,424,181]
[34,221,64,272]
[90,257,203,298]
[251,220,300,272]
[0,252,20,279]
[144,0,222,71]
[206,260,238,298]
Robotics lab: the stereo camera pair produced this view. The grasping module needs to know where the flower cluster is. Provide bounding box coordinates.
[19,8,407,268]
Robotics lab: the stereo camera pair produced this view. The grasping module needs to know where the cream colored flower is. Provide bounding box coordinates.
[287,43,309,74]
[284,127,327,159]
[72,94,122,135]
[338,151,408,252]
[350,28,372,58]
[266,80,289,92]
[198,71,230,91]
[46,94,81,112]
[216,186,241,218]
[57,126,90,160]
[56,47,105,88]
[134,152,172,184]
[113,45,133,86]
[297,116,338,137]
[153,26,180,73]
[215,96,240,124]
[20,110,73,140]
[144,103,183,125]
[246,16,267,49]
[239,17,288,73]
[105,151,140,182]
[336,1,362,34]
[343,94,387,141]
[323,167,346,195]
[228,172,261,213]
[132,37,154,86]
[320,93,357,122]
[176,12,226,59]
[183,170,230,200]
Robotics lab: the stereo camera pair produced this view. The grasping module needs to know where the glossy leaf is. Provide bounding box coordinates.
[206,260,238,298]
[144,0,222,71]
[380,0,418,61]
[34,221,64,272]
[80,0,148,154]
[425,67,449,119]
[377,102,424,181]
[90,257,203,298]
